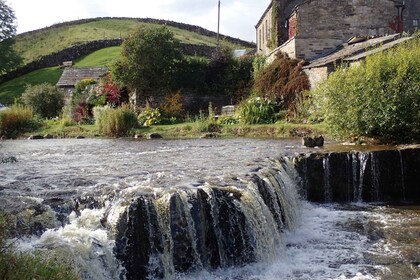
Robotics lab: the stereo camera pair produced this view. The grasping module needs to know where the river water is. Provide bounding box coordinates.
[0,139,419,280]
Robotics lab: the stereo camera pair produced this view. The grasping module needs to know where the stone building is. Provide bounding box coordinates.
[256,0,419,60]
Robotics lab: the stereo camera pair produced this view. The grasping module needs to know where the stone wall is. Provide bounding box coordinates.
[0,39,122,84]
[257,0,419,61]
[295,0,397,60]
[404,0,420,33]
[303,65,332,90]
[0,40,216,84]
[256,4,273,55]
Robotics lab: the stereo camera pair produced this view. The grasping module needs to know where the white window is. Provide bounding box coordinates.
[413,19,419,27]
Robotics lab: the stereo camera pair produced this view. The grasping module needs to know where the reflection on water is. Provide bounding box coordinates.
[0,139,419,280]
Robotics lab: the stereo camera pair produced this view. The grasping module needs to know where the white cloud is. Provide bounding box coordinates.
[8,0,269,42]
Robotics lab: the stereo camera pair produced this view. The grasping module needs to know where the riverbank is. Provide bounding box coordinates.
[22,120,327,140]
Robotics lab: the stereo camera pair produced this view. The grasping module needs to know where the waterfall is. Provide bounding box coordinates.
[294,147,420,204]
[356,152,369,203]
[370,152,381,202]
[323,156,332,203]
[114,158,301,279]
[398,150,406,201]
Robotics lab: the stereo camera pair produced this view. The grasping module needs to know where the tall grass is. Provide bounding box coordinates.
[0,105,40,138]
[0,212,78,280]
[94,105,138,137]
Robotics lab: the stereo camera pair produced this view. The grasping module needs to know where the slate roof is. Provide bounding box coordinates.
[303,34,412,69]
[56,67,108,87]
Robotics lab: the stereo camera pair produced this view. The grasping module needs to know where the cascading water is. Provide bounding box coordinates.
[114,158,300,279]
[1,139,420,280]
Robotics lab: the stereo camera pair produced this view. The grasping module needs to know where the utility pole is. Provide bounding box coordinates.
[217,0,221,48]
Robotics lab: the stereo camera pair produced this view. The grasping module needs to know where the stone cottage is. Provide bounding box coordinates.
[56,67,108,96]
[256,0,419,60]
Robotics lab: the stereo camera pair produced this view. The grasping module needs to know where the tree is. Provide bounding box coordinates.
[112,25,183,101]
[0,0,22,74]
[21,83,65,119]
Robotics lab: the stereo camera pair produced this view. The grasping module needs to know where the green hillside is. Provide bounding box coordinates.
[0,18,255,105]
[0,47,121,104]
[14,18,252,64]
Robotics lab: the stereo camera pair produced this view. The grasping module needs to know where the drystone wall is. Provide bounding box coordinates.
[0,39,122,84]
[0,40,216,84]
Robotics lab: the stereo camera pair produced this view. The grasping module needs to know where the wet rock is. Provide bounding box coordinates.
[314,135,324,147]
[302,136,324,147]
[201,133,220,138]
[302,136,316,147]
[28,135,44,140]
[44,134,54,139]
[147,133,162,139]
[75,135,85,139]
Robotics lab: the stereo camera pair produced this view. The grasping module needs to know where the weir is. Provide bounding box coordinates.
[294,146,420,204]
[113,158,300,279]
[2,140,420,279]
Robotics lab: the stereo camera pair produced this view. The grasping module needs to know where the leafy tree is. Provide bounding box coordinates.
[21,83,65,119]
[0,0,22,74]
[112,25,183,100]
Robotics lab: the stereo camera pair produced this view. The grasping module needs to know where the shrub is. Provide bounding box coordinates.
[159,90,184,119]
[0,105,39,138]
[138,105,162,127]
[21,83,65,119]
[238,95,279,124]
[94,105,138,137]
[253,52,310,115]
[312,38,420,142]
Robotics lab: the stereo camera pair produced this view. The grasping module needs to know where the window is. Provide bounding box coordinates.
[413,19,419,27]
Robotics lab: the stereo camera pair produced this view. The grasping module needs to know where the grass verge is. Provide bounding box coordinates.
[24,121,326,140]
[0,212,78,280]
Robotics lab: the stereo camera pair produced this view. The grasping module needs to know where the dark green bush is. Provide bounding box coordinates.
[21,83,65,119]
[312,38,420,142]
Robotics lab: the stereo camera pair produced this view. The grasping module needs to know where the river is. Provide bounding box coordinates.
[0,138,419,280]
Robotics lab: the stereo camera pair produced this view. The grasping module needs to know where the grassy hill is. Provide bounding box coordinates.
[0,47,122,104]
[0,17,254,105]
[14,17,253,64]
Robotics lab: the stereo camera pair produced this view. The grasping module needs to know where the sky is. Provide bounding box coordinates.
[8,0,270,42]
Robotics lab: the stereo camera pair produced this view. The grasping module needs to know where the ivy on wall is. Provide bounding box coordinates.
[270,0,279,49]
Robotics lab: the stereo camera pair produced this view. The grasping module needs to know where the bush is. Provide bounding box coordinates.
[238,95,279,124]
[312,38,420,142]
[21,83,65,119]
[253,52,310,115]
[159,90,184,119]
[138,105,162,127]
[94,105,138,137]
[0,105,40,138]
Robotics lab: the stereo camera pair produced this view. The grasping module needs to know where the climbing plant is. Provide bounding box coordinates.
[270,0,280,49]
